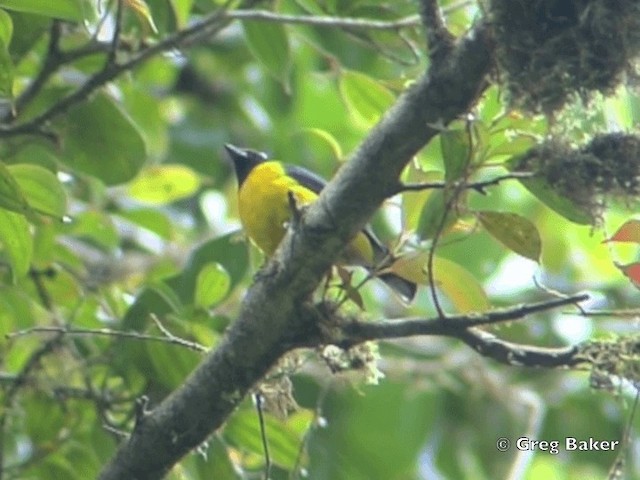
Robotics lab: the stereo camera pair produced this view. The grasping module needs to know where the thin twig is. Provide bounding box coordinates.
[254,393,272,480]
[107,0,124,66]
[339,294,589,342]
[418,0,455,62]
[0,2,234,138]
[10,21,63,119]
[398,171,536,194]
[6,326,208,352]
[227,10,421,30]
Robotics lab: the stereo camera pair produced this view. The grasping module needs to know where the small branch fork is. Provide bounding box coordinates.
[305,293,590,369]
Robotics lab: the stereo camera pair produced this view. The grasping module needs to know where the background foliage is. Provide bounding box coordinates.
[0,0,639,479]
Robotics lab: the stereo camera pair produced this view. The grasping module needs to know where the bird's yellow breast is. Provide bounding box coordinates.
[238,161,317,256]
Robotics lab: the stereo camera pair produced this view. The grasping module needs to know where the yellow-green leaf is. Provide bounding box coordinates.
[389,252,489,312]
[128,164,201,204]
[432,256,489,313]
[0,9,13,46]
[194,262,230,308]
[295,128,343,161]
[339,70,395,127]
[478,211,541,262]
[124,0,158,34]
[387,250,429,285]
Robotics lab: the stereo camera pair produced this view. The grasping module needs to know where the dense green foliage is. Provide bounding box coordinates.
[0,0,639,479]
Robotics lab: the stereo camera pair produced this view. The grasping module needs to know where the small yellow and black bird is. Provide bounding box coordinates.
[224,144,416,302]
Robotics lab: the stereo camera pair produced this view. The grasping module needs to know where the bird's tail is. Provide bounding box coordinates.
[378,271,417,303]
[361,229,417,302]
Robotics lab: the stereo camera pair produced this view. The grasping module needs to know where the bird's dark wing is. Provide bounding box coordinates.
[284,164,327,195]
[286,163,389,258]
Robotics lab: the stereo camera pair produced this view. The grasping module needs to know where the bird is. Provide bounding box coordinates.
[224,144,416,302]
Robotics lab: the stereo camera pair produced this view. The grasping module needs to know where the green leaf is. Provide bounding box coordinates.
[506,154,592,225]
[169,0,193,28]
[339,70,395,127]
[0,9,13,45]
[0,208,33,280]
[441,128,471,182]
[0,161,31,216]
[58,93,147,186]
[64,210,119,251]
[127,164,201,204]
[192,436,242,480]
[117,207,173,239]
[122,282,182,331]
[242,20,291,88]
[0,38,13,98]
[146,340,201,390]
[169,232,249,304]
[478,211,542,262]
[8,164,66,218]
[194,262,231,308]
[0,0,90,22]
[0,286,43,335]
[416,189,456,240]
[487,135,536,159]
[518,176,592,225]
[402,168,442,233]
[224,408,312,470]
[295,128,343,161]
[432,256,489,313]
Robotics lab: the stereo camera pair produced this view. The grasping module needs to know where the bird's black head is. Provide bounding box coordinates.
[224,144,268,186]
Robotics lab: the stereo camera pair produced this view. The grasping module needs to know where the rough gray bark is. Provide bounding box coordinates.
[98,21,493,480]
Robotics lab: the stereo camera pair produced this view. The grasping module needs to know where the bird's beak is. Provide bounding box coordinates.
[224,144,247,160]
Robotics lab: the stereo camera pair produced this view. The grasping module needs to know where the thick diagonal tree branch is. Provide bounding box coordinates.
[98,20,493,480]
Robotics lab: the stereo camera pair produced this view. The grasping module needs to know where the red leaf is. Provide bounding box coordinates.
[604,219,640,244]
[616,262,640,289]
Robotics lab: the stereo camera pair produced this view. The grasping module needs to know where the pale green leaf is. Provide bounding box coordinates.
[128,164,201,204]
[194,262,231,308]
[339,70,395,127]
[432,256,489,313]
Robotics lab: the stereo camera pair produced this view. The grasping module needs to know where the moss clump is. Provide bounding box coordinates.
[515,133,640,223]
[578,335,640,392]
[488,0,640,113]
